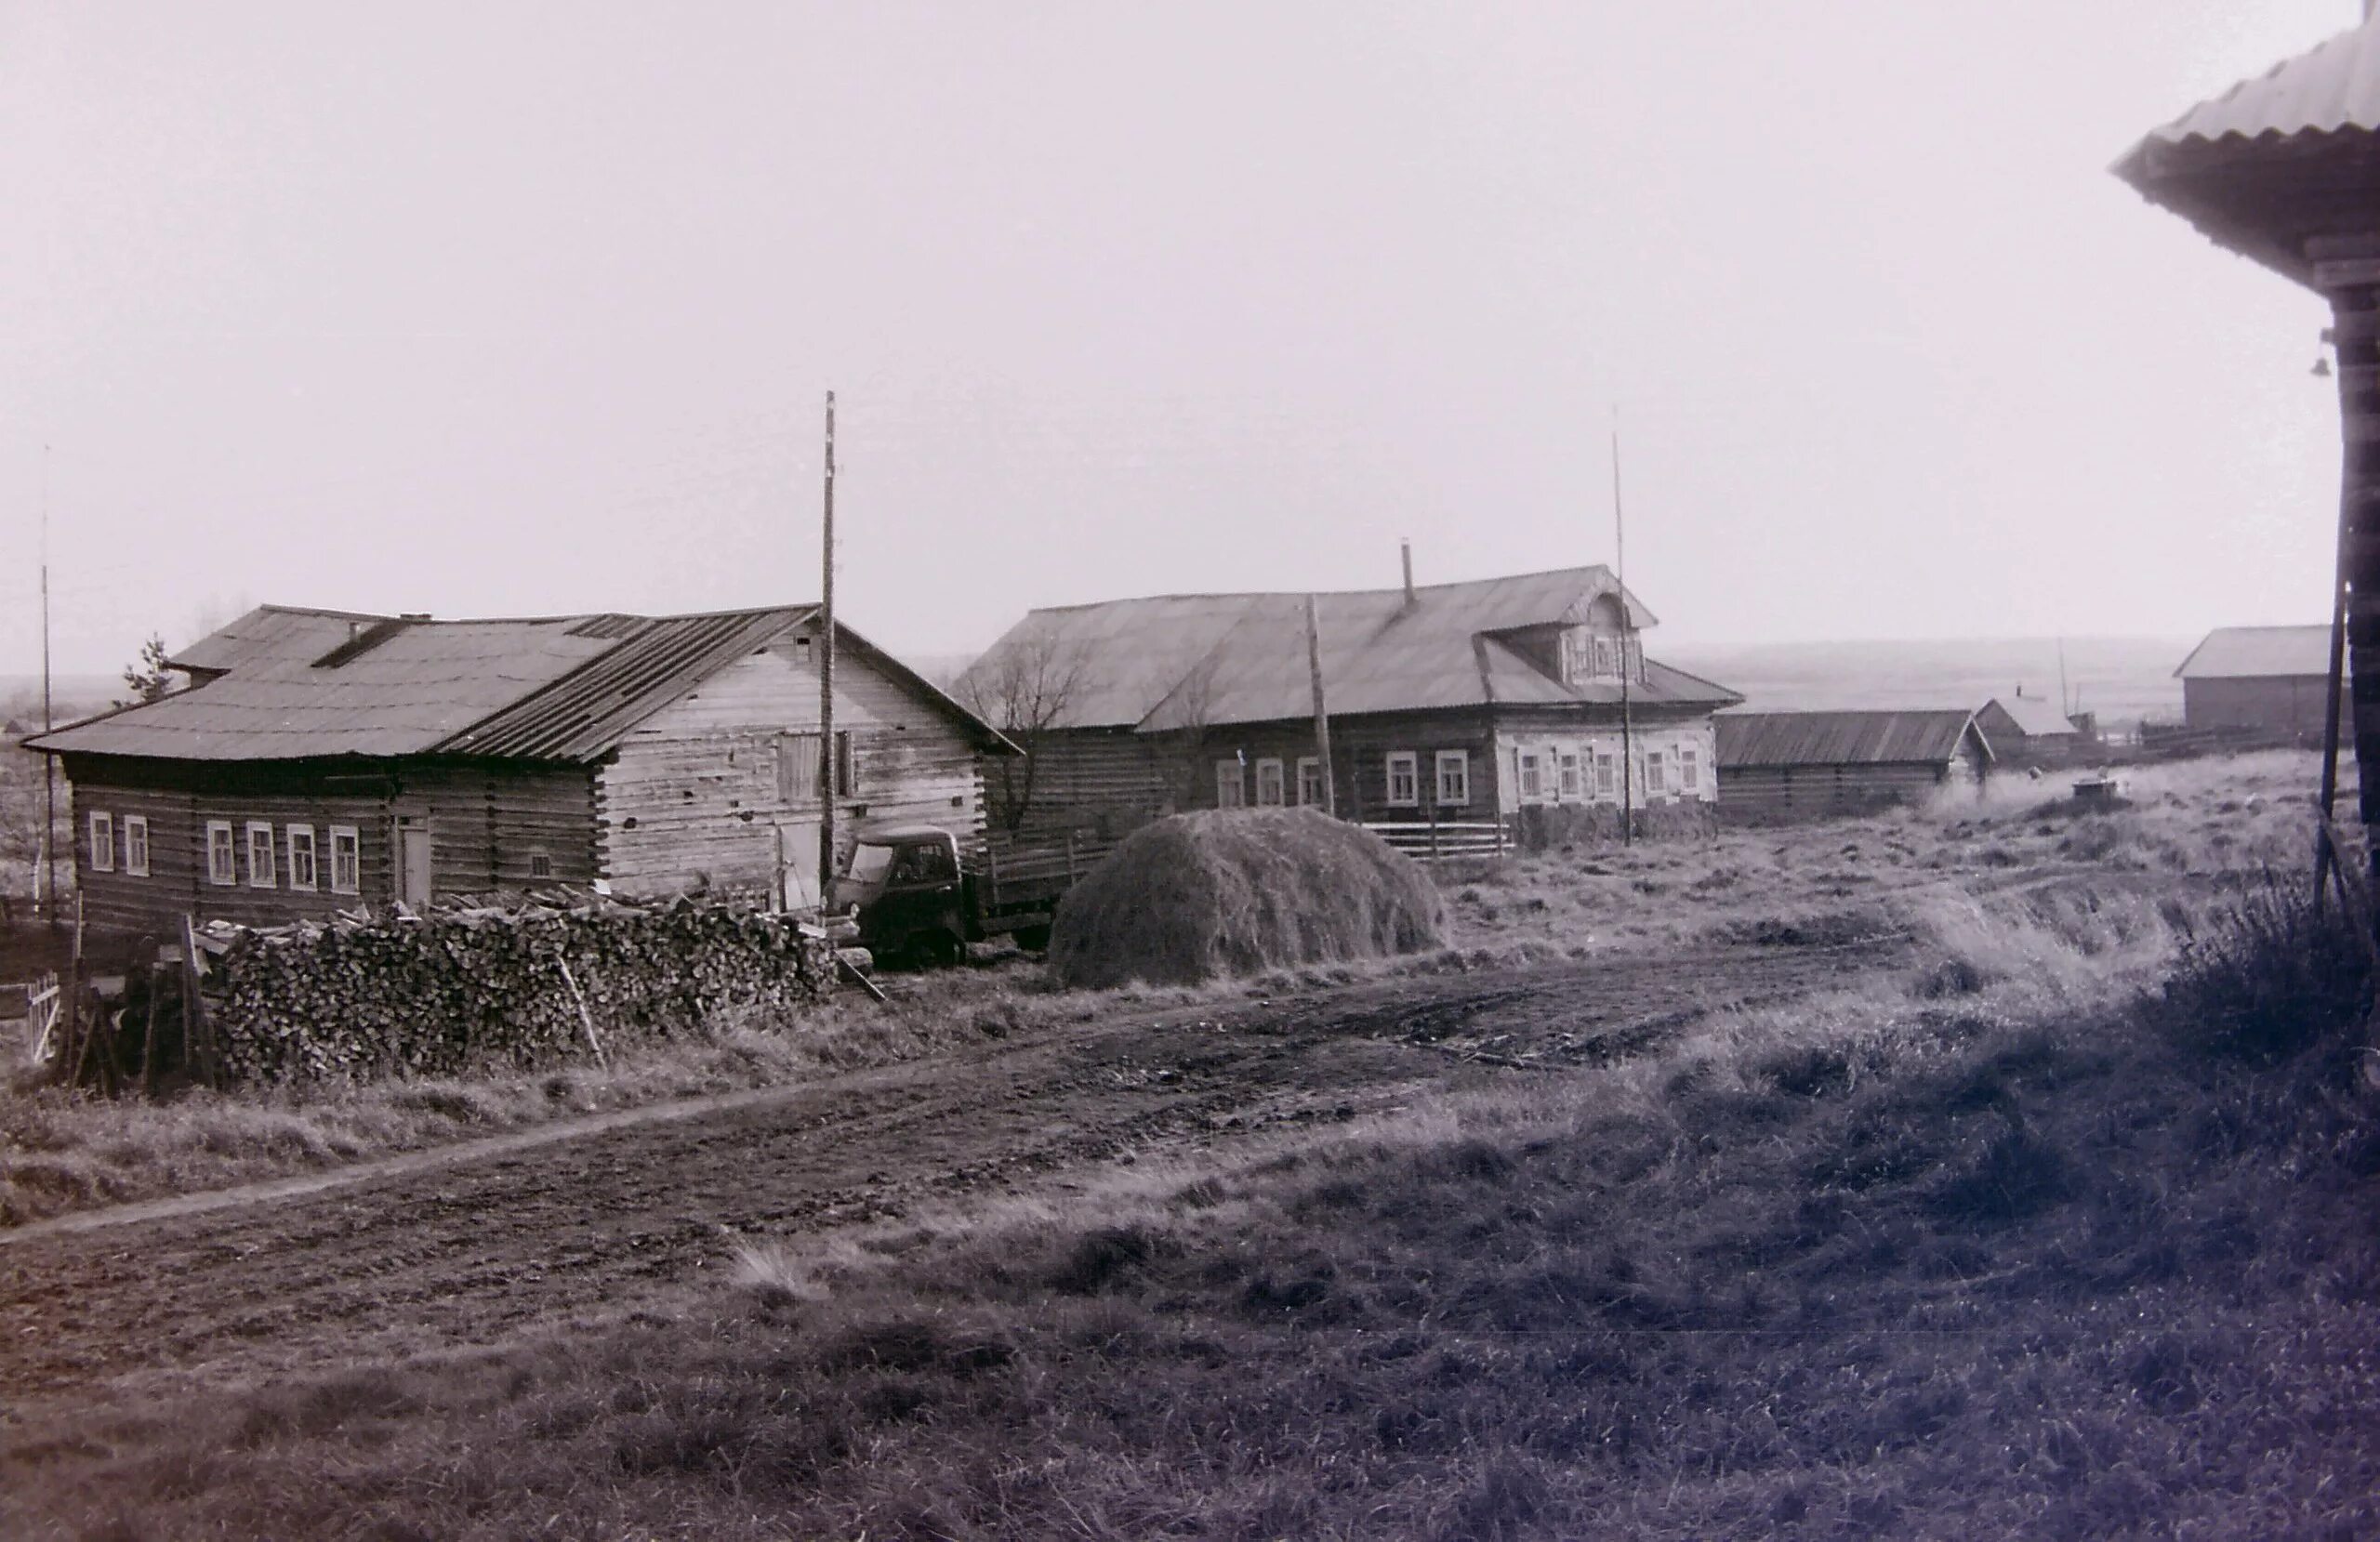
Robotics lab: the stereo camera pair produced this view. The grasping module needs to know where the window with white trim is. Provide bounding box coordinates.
[125,815,150,877]
[88,811,114,873]
[529,850,554,880]
[1593,636,1617,677]
[1646,752,1667,795]
[1295,757,1324,808]
[1384,751,1419,808]
[1518,751,1542,800]
[1680,748,1699,793]
[286,824,318,891]
[1558,752,1582,800]
[246,822,277,888]
[1435,750,1470,807]
[1254,758,1285,807]
[1595,752,1617,797]
[207,821,238,886]
[1215,758,1246,809]
[330,826,362,894]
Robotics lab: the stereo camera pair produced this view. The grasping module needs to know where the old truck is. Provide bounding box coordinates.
[834,823,1117,966]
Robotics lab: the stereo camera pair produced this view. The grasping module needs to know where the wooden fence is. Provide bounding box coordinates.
[1356,819,1512,862]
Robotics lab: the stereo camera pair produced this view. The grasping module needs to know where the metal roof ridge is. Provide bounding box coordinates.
[1022,563,1622,616]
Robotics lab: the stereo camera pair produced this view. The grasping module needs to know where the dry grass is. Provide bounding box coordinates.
[1049,807,1446,989]
[10,872,2375,1539]
[0,751,2337,1231]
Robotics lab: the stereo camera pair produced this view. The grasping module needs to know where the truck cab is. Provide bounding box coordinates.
[839,824,969,968]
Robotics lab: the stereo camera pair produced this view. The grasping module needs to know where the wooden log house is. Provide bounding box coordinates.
[27,604,1014,937]
[959,562,1741,844]
[2115,9,2380,884]
[1713,709,1993,824]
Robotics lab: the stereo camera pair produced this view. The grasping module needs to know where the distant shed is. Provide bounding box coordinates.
[2173,626,2340,736]
[1714,710,1992,823]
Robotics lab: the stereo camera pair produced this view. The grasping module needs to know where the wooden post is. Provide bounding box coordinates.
[1305,593,1336,816]
[139,959,163,1098]
[60,891,85,1086]
[1612,415,1634,848]
[554,949,607,1069]
[2317,239,2380,924]
[818,389,840,916]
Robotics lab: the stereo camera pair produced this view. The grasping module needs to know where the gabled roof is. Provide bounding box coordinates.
[30,603,1012,763]
[968,566,1733,734]
[2113,14,2380,289]
[2173,624,2333,680]
[1714,710,1990,771]
[1980,695,2079,738]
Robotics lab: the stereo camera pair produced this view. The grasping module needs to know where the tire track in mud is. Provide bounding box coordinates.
[0,936,1900,1419]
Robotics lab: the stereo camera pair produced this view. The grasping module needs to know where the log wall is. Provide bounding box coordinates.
[597,636,987,899]
[59,755,597,937]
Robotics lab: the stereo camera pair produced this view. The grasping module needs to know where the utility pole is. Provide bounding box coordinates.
[2056,637,2071,718]
[39,443,56,921]
[817,392,839,915]
[1613,413,1633,847]
[1305,592,1335,816]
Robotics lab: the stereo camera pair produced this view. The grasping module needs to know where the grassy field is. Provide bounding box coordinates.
[7,769,2373,1538]
[0,751,2339,1230]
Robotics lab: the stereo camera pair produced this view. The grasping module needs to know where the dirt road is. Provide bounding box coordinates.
[0,938,1891,1422]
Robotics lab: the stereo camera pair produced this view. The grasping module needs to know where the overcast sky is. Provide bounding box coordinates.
[0,1,2360,677]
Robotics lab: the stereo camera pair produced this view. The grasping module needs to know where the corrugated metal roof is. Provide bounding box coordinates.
[1981,695,2079,737]
[2113,15,2380,288]
[2135,17,2380,149]
[2172,624,2333,679]
[1714,710,1988,771]
[968,566,1715,734]
[443,609,809,759]
[32,602,1012,763]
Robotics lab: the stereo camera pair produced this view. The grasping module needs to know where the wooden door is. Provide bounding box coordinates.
[397,823,434,906]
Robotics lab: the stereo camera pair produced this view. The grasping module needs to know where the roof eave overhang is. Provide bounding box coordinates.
[2115,128,2380,292]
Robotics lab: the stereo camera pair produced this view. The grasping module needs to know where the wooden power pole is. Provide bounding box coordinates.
[817,391,839,914]
[1613,415,1633,847]
[39,443,55,918]
[1305,593,1335,815]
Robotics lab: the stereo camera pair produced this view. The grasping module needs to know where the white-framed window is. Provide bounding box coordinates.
[1518,751,1542,800]
[528,850,554,880]
[1595,752,1617,797]
[206,820,238,886]
[1296,757,1324,808]
[246,822,278,888]
[1254,758,1285,807]
[1680,748,1699,793]
[88,811,114,873]
[1384,751,1419,808]
[286,824,318,891]
[1593,636,1617,677]
[125,815,150,877]
[1216,758,1246,809]
[1435,750,1470,807]
[1646,752,1667,795]
[1558,753,1582,800]
[330,826,362,894]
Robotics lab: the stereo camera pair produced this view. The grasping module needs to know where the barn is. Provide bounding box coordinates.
[1713,710,1992,823]
[2116,9,2380,876]
[2171,626,2341,737]
[1977,693,2079,754]
[959,562,1742,846]
[27,604,1012,937]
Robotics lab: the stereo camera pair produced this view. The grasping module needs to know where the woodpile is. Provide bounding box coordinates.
[189,890,836,1086]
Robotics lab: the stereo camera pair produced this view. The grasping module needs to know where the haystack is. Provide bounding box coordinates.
[1047,808,1447,989]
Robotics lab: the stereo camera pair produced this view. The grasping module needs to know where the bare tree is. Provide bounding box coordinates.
[1154,652,1224,811]
[959,623,1091,833]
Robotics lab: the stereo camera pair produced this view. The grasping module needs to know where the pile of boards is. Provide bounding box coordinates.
[193,890,838,1085]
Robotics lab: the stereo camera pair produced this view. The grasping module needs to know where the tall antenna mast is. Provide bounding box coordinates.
[39,443,56,917]
[1613,410,1634,847]
[817,391,839,914]
[2056,637,2071,718]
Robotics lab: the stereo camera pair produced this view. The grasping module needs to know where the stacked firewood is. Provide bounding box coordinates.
[195,892,836,1085]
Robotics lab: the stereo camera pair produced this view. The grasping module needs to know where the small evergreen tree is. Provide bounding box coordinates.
[113,633,177,708]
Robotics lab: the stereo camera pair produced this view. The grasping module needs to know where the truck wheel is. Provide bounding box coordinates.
[1012,924,1051,953]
